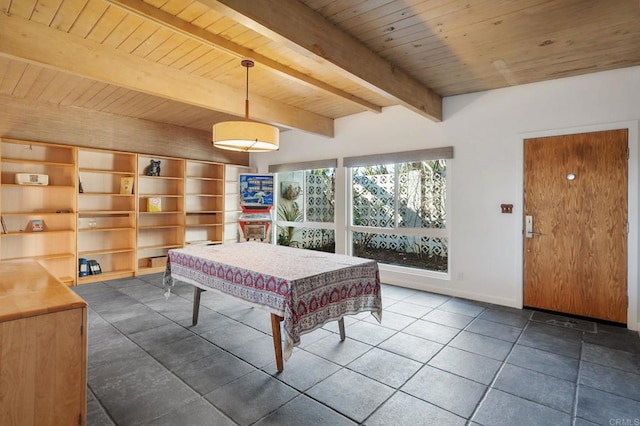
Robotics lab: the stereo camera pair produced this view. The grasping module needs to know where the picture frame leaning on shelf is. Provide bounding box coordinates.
[120,177,134,194]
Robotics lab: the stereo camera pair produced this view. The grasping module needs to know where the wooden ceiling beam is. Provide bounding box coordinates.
[106,0,382,114]
[203,0,442,122]
[0,13,334,137]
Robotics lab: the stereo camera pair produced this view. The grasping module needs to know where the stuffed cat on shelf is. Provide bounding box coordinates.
[145,159,161,176]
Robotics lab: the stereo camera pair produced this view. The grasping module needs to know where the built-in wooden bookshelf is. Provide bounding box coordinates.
[185,160,225,246]
[0,138,77,285]
[0,139,238,283]
[77,148,137,284]
[137,154,185,275]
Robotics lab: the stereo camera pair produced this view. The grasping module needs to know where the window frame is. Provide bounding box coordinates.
[271,165,337,251]
[346,155,451,276]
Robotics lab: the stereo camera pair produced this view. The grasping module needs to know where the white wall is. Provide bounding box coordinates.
[252,66,640,330]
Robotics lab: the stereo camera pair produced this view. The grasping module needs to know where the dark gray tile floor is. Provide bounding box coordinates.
[74,274,640,425]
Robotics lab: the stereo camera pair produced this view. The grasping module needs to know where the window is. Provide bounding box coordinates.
[270,161,336,253]
[346,148,451,273]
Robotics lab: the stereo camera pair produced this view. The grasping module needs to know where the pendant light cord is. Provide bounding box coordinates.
[244,61,250,121]
[240,58,255,121]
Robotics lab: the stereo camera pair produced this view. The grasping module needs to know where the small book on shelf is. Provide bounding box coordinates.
[120,177,134,194]
[147,197,162,212]
[88,259,102,275]
[1,216,6,234]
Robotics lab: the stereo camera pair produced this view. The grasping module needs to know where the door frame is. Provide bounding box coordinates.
[516,120,639,330]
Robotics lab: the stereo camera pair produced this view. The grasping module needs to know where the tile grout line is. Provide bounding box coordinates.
[466,318,531,424]
[290,312,414,424]
[82,283,472,425]
[571,337,585,426]
[346,297,461,424]
[88,307,231,424]
[83,278,639,425]
[85,382,120,426]
[330,299,501,423]
[469,312,590,422]
[360,304,491,423]
[358,320,462,424]
[91,281,260,425]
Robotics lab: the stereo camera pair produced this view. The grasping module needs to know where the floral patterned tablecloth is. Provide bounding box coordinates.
[163,242,382,359]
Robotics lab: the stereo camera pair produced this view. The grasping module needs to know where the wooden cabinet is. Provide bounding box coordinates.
[185,160,225,245]
[0,138,77,285]
[0,259,87,425]
[137,154,185,274]
[77,148,137,284]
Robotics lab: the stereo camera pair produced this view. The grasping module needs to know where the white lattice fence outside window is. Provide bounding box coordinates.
[277,170,335,251]
[305,173,334,223]
[352,169,448,257]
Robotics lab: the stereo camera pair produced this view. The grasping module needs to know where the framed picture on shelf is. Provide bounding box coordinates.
[120,177,134,194]
[30,219,44,232]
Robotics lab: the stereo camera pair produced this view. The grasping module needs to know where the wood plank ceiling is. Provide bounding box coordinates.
[0,0,639,136]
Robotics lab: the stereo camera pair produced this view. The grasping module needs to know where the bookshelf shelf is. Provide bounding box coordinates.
[0,138,77,284]
[137,155,185,275]
[77,148,137,284]
[185,160,225,246]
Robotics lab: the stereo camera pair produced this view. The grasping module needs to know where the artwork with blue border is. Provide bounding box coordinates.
[239,174,274,206]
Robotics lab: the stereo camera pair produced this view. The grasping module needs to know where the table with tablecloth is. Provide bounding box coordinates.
[163,242,382,371]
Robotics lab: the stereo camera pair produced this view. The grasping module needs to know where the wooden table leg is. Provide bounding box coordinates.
[338,317,346,341]
[270,313,284,372]
[192,287,205,326]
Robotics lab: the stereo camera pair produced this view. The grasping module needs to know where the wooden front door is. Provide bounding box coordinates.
[523,129,628,323]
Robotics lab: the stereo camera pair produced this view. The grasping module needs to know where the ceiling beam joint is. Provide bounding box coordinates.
[106,0,382,114]
[0,13,334,137]
[203,0,442,122]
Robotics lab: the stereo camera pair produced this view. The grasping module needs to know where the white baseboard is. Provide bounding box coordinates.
[379,272,519,309]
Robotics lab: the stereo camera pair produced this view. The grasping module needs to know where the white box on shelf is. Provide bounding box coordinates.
[15,173,49,186]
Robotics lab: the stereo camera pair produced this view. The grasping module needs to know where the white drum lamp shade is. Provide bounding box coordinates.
[212,120,279,152]
[212,58,279,153]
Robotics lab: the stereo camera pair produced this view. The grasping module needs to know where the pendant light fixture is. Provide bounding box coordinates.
[212,58,279,152]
